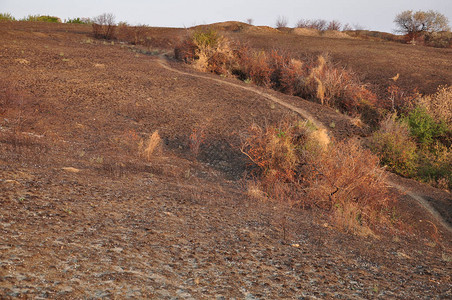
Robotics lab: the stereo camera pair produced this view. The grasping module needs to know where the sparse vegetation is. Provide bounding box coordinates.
[296,19,343,32]
[0,13,16,21]
[65,17,92,24]
[176,30,377,118]
[21,15,61,23]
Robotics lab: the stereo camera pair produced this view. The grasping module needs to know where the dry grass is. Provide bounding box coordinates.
[139,130,162,161]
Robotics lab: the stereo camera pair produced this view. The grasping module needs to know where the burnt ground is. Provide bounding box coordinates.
[0,22,451,298]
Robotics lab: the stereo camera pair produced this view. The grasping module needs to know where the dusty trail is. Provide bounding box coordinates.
[157,54,452,234]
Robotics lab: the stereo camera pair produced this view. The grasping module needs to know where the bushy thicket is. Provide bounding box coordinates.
[175,30,378,117]
[241,120,394,235]
[370,86,452,189]
[21,15,61,23]
[174,29,451,190]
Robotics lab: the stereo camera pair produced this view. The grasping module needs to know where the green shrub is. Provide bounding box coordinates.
[369,114,418,177]
[417,143,452,189]
[22,15,61,22]
[405,106,448,147]
[65,17,92,24]
[0,13,15,21]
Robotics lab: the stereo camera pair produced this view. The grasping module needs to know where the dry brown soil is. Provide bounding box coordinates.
[0,22,451,299]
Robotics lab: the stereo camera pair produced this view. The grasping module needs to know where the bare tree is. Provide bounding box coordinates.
[92,13,116,39]
[394,10,450,40]
[246,18,254,25]
[275,16,288,29]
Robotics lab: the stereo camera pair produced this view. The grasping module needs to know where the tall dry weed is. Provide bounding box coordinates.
[140,130,162,161]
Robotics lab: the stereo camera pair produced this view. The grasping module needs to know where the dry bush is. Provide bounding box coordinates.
[296,19,328,31]
[242,120,394,234]
[384,84,419,114]
[418,85,452,127]
[117,24,149,45]
[327,20,342,31]
[304,55,378,114]
[306,139,393,234]
[240,120,313,208]
[236,50,273,86]
[174,38,198,63]
[175,29,235,75]
[92,13,116,40]
[176,38,378,118]
[279,58,308,95]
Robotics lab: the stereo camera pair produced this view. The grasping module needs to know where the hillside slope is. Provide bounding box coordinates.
[0,22,451,298]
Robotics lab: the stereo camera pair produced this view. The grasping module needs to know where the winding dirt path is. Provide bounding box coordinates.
[157,54,452,234]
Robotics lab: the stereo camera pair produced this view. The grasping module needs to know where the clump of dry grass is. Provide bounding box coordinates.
[139,130,162,161]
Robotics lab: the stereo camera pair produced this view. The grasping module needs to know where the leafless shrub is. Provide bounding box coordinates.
[92,13,116,40]
[296,19,310,28]
[342,23,352,31]
[327,20,342,31]
[295,18,329,31]
[246,18,254,25]
[275,16,289,29]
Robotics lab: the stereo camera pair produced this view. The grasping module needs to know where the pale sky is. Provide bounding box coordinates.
[1,0,451,33]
